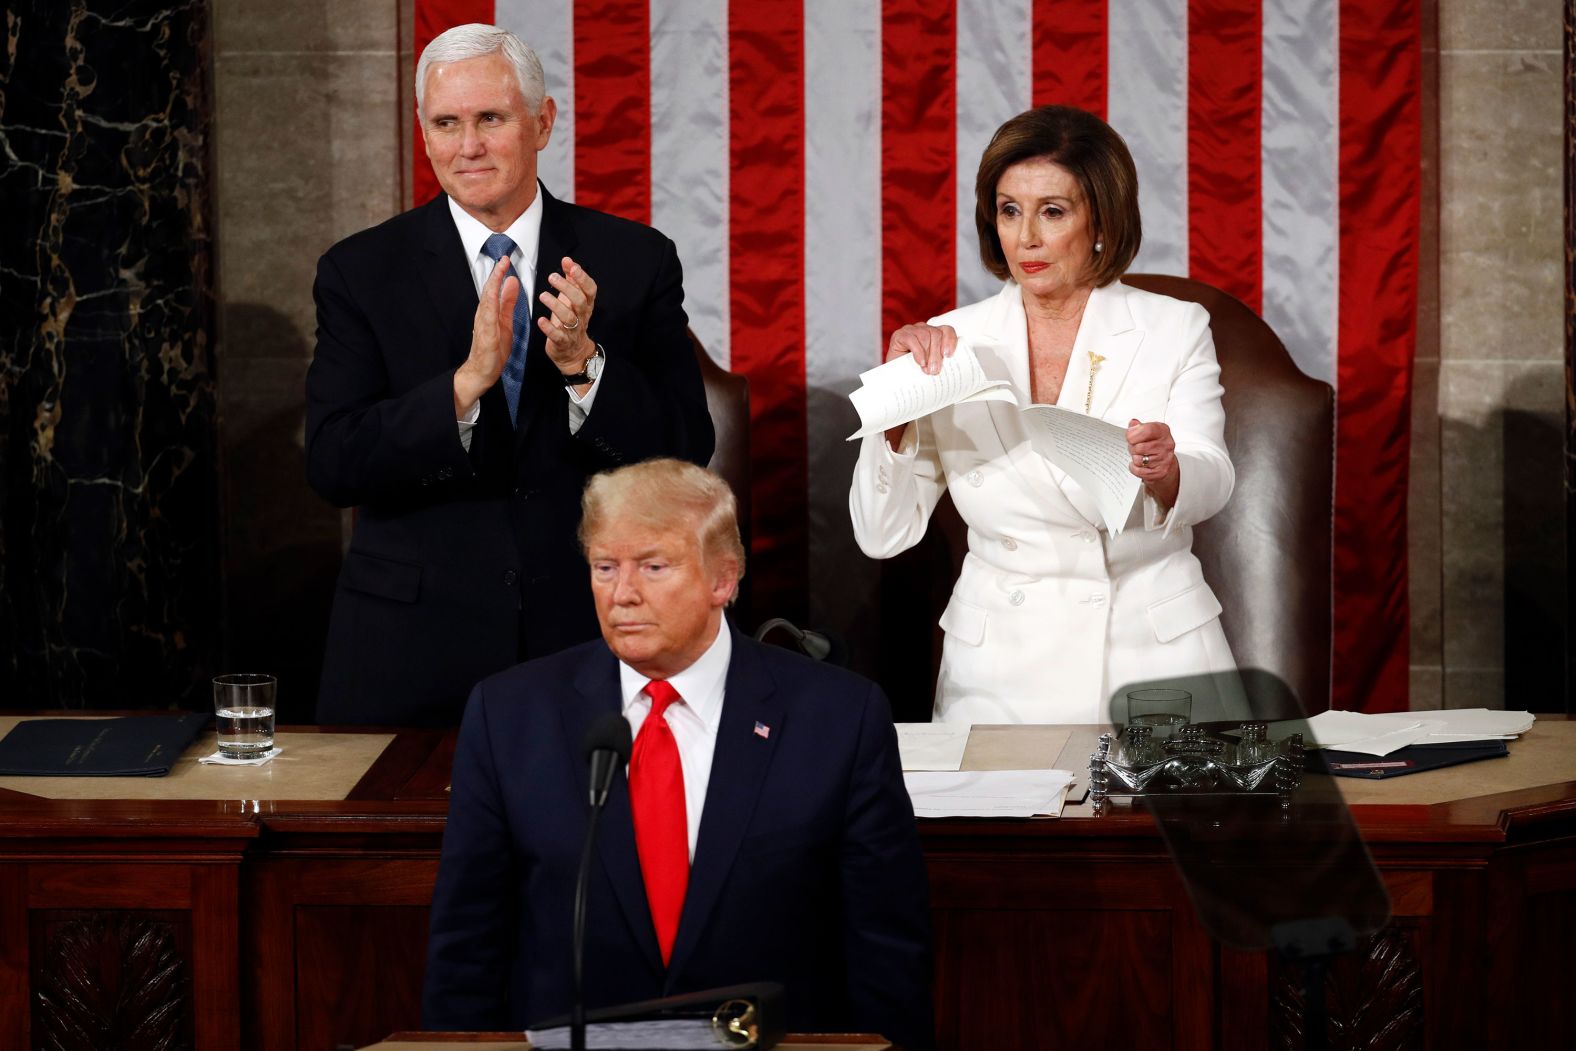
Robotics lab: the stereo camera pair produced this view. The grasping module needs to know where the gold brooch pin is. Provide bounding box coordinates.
[1084,352,1106,414]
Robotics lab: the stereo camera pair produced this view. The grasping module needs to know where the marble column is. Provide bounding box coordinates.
[0,1,220,709]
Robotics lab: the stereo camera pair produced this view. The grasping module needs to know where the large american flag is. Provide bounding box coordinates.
[412,0,1421,713]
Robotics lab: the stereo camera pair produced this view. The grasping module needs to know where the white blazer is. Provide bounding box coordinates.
[849,280,1239,724]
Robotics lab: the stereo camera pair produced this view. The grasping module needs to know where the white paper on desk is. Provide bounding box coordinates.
[896,723,972,771]
[1421,708,1534,737]
[1268,710,1422,749]
[904,769,1076,818]
[1017,404,1143,535]
[527,1019,721,1049]
[846,340,1016,439]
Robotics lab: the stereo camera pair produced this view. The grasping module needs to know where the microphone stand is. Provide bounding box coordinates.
[571,796,609,1051]
[573,714,630,1051]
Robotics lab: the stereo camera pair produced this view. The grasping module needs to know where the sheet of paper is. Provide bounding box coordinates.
[1267,710,1424,749]
[527,1019,723,1049]
[1264,709,1535,756]
[1019,404,1143,535]
[1421,708,1534,737]
[846,341,1012,438]
[904,769,1076,818]
[842,341,1141,531]
[896,723,972,771]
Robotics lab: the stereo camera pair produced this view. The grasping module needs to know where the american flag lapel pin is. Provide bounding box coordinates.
[753,721,771,740]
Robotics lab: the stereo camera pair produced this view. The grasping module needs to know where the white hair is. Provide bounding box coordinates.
[416,23,546,123]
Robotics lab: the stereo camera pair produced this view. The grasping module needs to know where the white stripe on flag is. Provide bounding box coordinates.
[954,0,1031,307]
[805,0,881,653]
[1261,0,1338,384]
[650,0,730,364]
[1107,0,1189,276]
[497,0,575,201]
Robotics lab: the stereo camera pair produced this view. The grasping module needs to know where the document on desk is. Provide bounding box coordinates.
[844,341,1141,534]
[896,723,972,771]
[527,1020,726,1049]
[1266,708,1536,757]
[904,769,1077,818]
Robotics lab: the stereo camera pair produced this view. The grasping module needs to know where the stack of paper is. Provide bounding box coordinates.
[844,340,1141,534]
[1265,709,1535,757]
[904,770,1076,818]
[895,723,972,771]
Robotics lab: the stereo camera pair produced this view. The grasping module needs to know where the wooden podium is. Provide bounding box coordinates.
[2,717,1573,1050]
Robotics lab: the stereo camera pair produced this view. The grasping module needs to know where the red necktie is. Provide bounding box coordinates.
[629,679,688,965]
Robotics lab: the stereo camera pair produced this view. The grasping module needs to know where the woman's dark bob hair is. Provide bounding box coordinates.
[974,106,1141,288]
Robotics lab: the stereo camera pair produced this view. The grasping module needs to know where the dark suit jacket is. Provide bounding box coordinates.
[305,187,714,726]
[422,631,935,1050]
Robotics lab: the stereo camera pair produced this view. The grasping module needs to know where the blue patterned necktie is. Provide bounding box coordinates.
[480,232,531,425]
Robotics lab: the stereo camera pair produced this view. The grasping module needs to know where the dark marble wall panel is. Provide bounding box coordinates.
[0,1,219,708]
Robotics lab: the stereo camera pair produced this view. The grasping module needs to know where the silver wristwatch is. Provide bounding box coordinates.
[560,343,604,386]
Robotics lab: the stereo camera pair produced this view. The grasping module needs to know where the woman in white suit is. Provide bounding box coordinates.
[850,106,1238,725]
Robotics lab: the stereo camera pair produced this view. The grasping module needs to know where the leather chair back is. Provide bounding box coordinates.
[1123,274,1334,715]
[689,331,752,625]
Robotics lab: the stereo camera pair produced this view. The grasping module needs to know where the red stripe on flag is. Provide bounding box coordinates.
[1031,0,1107,117]
[574,0,651,223]
[882,0,956,341]
[1187,0,1262,311]
[412,0,497,207]
[1335,0,1421,712]
[729,2,807,623]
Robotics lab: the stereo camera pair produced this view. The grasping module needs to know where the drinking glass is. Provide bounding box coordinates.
[213,673,277,759]
[1125,688,1192,740]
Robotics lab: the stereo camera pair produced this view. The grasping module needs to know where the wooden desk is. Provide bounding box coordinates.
[363,1034,891,1049]
[2,720,1573,1050]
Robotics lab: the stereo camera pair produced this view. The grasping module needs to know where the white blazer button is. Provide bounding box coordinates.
[1009,590,1025,607]
[1091,593,1106,607]
[967,470,984,487]
[1001,537,1017,551]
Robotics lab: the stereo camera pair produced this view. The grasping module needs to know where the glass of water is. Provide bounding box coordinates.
[1125,688,1192,740]
[213,673,277,759]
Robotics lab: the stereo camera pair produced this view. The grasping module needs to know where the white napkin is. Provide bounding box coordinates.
[198,747,282,766]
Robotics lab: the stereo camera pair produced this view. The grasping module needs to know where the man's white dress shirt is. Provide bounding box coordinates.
[617,621,731,862]
[447,193,602,448]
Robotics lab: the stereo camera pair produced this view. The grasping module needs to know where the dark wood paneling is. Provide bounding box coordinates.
[294,904,430,1051]
[29,910,194,1051]
[246,857,440,1051]
[933,908,1176,1050]
[1269,923,1424,1051]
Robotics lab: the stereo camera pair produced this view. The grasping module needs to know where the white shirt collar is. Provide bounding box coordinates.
[618,619,732,732]
[446,186,544,277]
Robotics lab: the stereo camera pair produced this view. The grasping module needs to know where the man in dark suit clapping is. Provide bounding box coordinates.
[423,459,934,1050]
[306,24,713,726]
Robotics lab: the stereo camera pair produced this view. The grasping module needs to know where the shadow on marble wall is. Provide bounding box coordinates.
[1500,375,1567,709]
[216,304,340,725]
[1439,368,1569,710]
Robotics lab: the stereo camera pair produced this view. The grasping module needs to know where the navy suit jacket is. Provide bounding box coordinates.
[306,187,714,726]
[422,630,935,1049]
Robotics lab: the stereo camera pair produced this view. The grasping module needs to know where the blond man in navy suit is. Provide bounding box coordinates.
[424,460,933,1049]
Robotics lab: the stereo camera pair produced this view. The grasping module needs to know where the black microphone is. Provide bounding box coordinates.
[753,617,846,665]
[572,713,632,1051]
